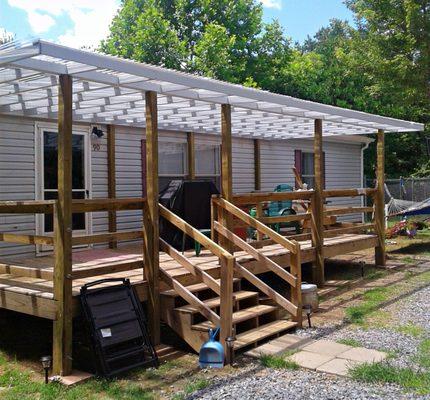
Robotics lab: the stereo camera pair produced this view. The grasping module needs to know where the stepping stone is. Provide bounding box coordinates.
[316,358,361,377]
[302,339,352,357]
[245,335,315,358]
[338,347,387,363]
[287,351,334,370]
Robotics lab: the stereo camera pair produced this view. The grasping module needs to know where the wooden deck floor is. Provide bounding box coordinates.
[0,233,378,319]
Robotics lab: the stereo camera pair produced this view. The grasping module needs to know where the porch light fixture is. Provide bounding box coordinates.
[91,126,104,138]
[40,355,52,384]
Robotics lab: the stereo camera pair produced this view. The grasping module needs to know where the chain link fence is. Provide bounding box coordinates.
[365,177,430,203]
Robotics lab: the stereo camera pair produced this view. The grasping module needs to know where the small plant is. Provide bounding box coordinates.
[396,323,425,338]
[336,338,361,347]
[260,353,299,370]
[350,362,430,395]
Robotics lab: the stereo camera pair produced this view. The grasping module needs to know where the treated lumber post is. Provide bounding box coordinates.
[375,129,386,266]
[107,125,117,249]
[53,74,73,376]
[312,119,325,286]
[220,103,234,364]
[144,91,160,344]
[290,241,302,327]
[254,139,261,191]
[187,131,196,180]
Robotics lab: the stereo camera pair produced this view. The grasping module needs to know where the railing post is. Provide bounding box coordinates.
[290,241,302,327]
[220,256,234,365]
[144,90,161,344]
[312,119,325,286]
[255,202,263,248]
[211,198,218,243]
[53,74,73,376]
[375,129,386,266]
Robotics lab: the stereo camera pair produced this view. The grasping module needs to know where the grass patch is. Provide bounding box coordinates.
[260,353,299,370]
[396,323,426,338]
[350,362,430,395]
[415,338,430,369]
[345,287,393,325]
[172,378,210,400]
[336,338,361,347]
[401,256,416,264]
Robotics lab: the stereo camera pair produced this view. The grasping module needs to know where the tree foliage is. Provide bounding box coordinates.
[101,0,429,178]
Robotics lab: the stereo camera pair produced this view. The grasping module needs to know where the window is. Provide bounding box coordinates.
[301,152,315,189]
[195,143,221,189]
[158,141,188,191]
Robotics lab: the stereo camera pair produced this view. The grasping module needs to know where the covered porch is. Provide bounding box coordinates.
[0,40,424,376]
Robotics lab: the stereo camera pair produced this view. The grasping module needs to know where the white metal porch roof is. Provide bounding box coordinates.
[0,39,424,140]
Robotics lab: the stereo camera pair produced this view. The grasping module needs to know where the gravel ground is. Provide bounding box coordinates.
[187,268,430,400]
[189,367,418,400]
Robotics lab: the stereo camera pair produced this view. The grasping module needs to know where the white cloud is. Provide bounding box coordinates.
[27,12,55,33]
[7,0,119,48]
[261,0,282,10]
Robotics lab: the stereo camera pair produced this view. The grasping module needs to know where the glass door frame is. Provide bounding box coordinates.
[35,122,93,253]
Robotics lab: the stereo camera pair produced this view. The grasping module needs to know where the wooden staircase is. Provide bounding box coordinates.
[158,200,302,358]
[160,275,297,353]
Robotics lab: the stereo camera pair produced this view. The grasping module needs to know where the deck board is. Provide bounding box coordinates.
[0,233,378,319]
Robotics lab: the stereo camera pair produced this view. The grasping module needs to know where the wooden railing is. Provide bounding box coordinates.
[212,196,302,326]
[159,203,235,363]
[231,190,314,245]
[322,188,377,237]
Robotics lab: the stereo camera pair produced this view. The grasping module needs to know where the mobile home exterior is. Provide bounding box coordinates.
[0,113,370,259]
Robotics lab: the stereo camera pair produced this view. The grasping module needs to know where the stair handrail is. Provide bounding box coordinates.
[159,203,235,360]
[212,196,300,254]
[212,196,302,327]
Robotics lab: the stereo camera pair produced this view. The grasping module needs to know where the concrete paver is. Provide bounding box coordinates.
[302,339,352,357]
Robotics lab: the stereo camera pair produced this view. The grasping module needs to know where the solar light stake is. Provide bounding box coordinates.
[40,355,52,384]
[225,336,236,365]
[360,261,365,278]
[304,305,312,328]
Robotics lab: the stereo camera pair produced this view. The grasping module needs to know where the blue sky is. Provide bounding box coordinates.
[0,0,354,49]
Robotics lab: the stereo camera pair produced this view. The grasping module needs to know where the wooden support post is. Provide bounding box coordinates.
[107,125,117,249]
[187,131,195,180]
[290,242,302,327]
[220,104,234,364]
[254,139,261,191]
[312,119,325,286]
[53,74,73,376]
[375,129,386,266]
[143,91,160,344]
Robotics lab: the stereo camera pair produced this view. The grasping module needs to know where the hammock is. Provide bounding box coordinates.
[385,184,430,217]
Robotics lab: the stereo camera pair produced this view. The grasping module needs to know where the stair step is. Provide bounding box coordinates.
[161,278,240,297]
[235,320,297,350]
[191,304,278,332]
[174,291,258,314]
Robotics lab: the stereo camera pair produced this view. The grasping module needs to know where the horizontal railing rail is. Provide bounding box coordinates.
[213,196,298,254]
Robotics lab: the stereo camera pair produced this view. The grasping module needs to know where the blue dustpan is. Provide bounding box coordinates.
[199,327,224,369]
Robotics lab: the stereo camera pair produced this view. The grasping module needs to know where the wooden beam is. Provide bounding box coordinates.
[143,91,160,344]
[323,188,376,198]
[107,124,117,249]
[312,119,325,286]
[187,131,195,180]
[0,233,54,245]
[232,190,313,205]
[53,74,73,376]
[254,139,261,191]
[375,129,386,266]
[0,201,55,214]
[220,103,234,364]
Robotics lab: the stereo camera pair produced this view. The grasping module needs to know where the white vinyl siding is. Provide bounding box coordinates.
[0,116,36,257]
